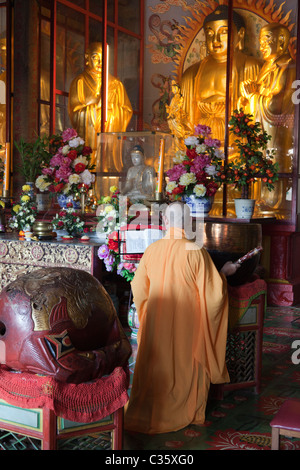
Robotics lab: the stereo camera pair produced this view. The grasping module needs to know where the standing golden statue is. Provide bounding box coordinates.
[178,5,261,145]
[166,80,193,150]
[68,42,133,171]
[240,23,295,174]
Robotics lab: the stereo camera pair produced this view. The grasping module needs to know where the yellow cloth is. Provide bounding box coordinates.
[124,228,229,434]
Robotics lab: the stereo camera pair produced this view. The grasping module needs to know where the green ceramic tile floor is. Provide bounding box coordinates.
[123,306,300,451]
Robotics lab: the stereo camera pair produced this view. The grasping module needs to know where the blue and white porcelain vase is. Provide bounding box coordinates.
[234,198,256,219]
[57,193,81,209]
[182,194,213,218]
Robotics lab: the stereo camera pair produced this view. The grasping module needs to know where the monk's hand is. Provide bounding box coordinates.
[220,261,241,277]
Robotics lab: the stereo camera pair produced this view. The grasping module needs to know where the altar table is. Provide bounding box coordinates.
[0,233,103,290]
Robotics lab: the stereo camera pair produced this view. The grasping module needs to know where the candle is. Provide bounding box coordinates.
[3,142,10,193]
[157,138,165,193]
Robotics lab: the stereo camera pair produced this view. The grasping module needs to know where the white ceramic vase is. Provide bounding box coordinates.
[234,199,255,219]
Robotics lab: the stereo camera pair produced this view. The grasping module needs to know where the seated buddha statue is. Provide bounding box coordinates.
[68,42,133,171]
[179,5,261,145]
[121,145,156,202]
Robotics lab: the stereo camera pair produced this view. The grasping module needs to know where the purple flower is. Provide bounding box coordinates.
[166,164,186,182]
[117,262,124,275]
[62,128,78,142]
[194,124,212,137]
[104,254,115,271]
[204,137,221,148]
[98,244,109,259]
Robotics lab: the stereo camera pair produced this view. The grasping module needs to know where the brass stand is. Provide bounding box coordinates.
[1,189,13,207]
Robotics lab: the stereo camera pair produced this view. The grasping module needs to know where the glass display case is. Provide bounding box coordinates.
[95,131,175,198]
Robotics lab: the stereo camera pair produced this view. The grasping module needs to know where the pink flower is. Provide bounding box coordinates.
[42,167,54,176]
[166,163,186,182]
[55,166,72,182]
[50,154,64,167]
[123,263,137,272]
[62,128,77,142]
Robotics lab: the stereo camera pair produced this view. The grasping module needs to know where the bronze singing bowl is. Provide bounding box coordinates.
[202,222,262,286]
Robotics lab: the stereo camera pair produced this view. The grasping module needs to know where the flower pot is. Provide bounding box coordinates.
[182,194,213,218]
[36,192,51,211]
[234,198,255,219]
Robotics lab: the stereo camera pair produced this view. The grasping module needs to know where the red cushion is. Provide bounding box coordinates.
[271,399,300,431]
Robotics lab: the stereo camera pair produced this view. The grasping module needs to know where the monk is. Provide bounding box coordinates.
[124,202,239,434]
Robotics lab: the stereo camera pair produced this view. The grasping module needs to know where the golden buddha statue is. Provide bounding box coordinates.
[240,23,295,173]
[240,23,296,217]
[179,5,261,145]
[68,42,133,171]
[166,80,193,150]
[121,145,156,202]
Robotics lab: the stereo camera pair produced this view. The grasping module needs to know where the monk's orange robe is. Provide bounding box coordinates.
[124,228,229,434]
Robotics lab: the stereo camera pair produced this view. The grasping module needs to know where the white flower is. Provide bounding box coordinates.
[68,174,81,185]
[80,169,95,186]
[193,184,207,197]
[73,155,88,167]
[214,148,225,160]
[35,175,51,192]
[179,172,197,187]
[61,145,70,155]
[184,136,198,147]
[205,164,217,176]
[196,144,207,154]
[69,137,84,148]
[166,181,178,193]
[63,183,72,194]
[173,150,186,164]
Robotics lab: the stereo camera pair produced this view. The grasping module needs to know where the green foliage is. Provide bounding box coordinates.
[14,135,52,182]
[218,109,279,199]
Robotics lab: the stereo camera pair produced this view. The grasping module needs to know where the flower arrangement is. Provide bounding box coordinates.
[96,186,131,235]
[98,232,138,282]
[96,186,137,281]
[35,128,95,196]
[219,109,279,199]
[52,202,88,236]
[166,124,225,199]
[8,184,37,232]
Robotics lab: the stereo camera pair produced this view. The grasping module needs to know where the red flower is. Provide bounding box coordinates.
[57,221,64,227]
[66,202,73,208]
[172,185,184,195]
[59,210,67,217]
[74,163,86,173]
[108,239,119,252]
[68,149,77,161]
[82,146,92,155]
[186,148,197,160]
[54,182,64,192]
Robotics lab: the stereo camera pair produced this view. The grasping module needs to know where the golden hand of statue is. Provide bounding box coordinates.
[240,79,259,98]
